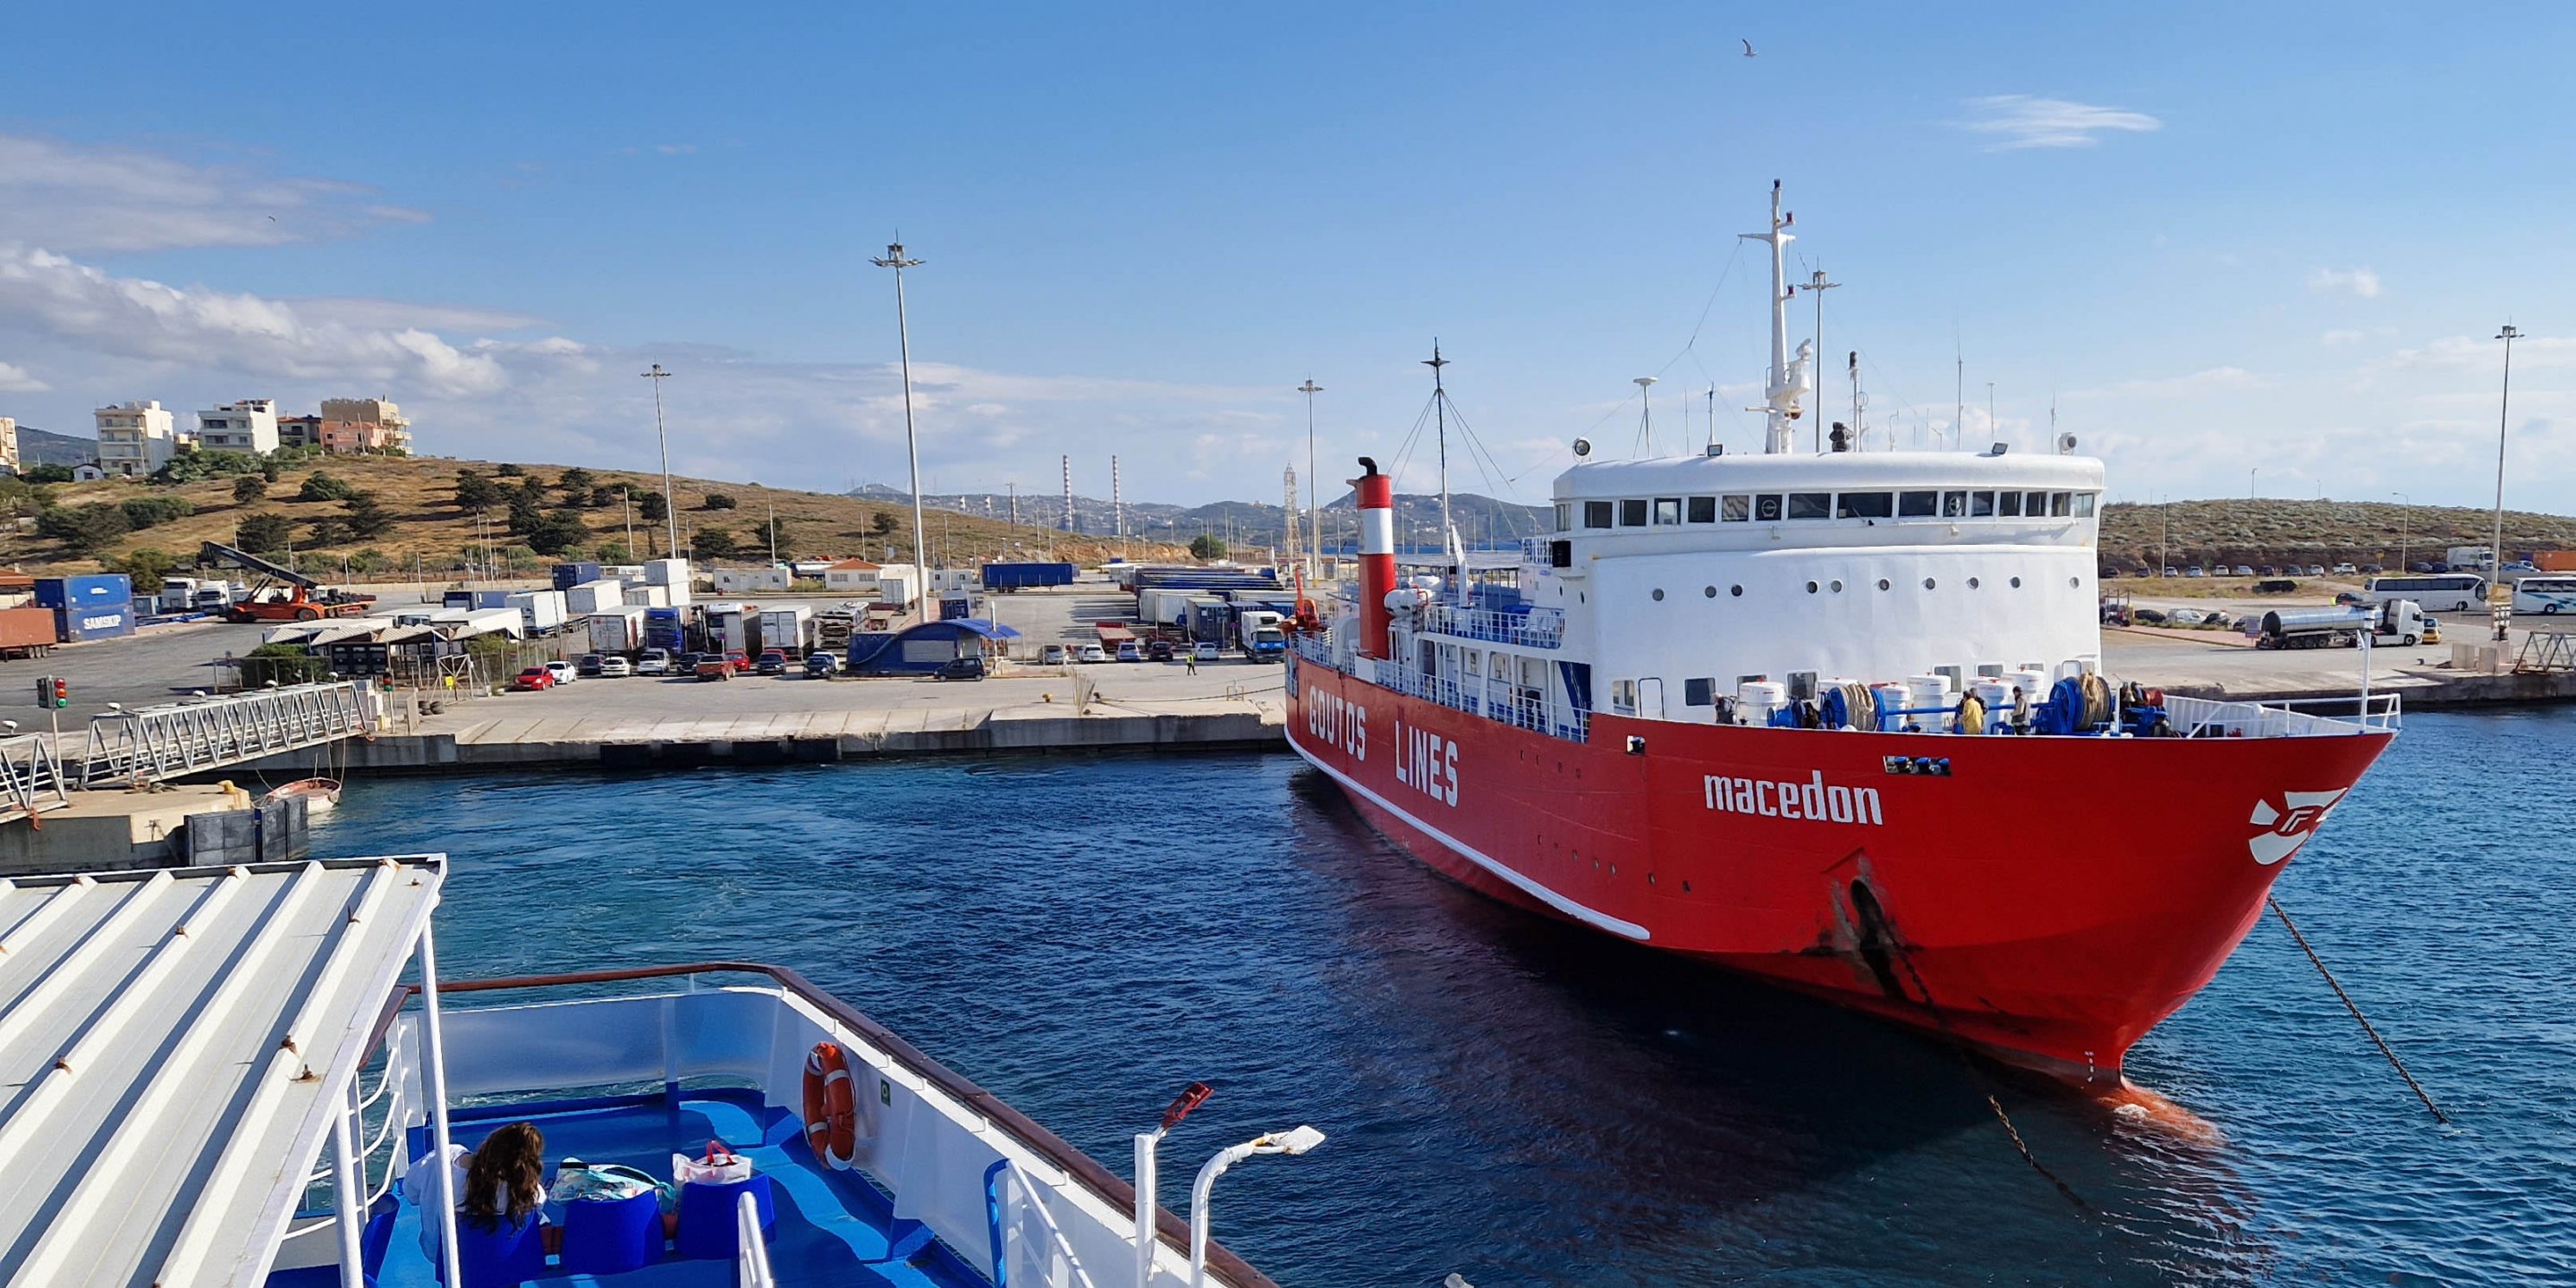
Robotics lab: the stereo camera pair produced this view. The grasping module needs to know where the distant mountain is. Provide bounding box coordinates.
[10,425,95,468]
[849,484,1549,553]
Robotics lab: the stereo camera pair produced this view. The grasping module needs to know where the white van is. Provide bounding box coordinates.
[2364,573,2486,614]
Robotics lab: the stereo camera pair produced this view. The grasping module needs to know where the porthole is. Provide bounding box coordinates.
[2010,576,2022,589]
[1730,585,1744,597]
[1652,588,1665,601]
[1968,577,1981,589]
[1922,578,1936,590]
[1830,580,1844,592]
[2069,576,2080,589]
[1877,578,1891,591]
[1806,580,1820,594]
[1704,586,1717,598]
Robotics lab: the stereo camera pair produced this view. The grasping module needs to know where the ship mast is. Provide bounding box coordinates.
[1426,341,1459,601]
[1740,181,1806,454]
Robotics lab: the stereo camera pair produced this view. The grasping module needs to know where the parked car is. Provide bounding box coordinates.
[694,657,734,681]
[636,648,674,676]
[724,649,752,674]
[543,660,578,685]
[2332,563,2359,576]
[2306,564,2328,577]
[1078,644,1107,663]
[1116,641,1143,662]
[2161,566,2179,577]
[2255,565,2277,577]
[2231,565,2255,577]
[599,656,634,678]
[2183,567,2206,578]
[2336,590,2368,606]
[1039,644,1069,665]
[936,655,987,681]
[1146,639,1174,662]
[803,652,841,678]
[755,648,792,675]
[1193,641,1221,661]
[575,652,606,677]
[2411,562,2437,574]
[2421,617,2444,644]
[2167,608,2208,626]
[510,666,555,691]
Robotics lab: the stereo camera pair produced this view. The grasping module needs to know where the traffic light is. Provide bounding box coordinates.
[36,677,66,710]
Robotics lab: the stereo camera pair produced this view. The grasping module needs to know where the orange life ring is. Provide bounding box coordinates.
[801,1042,858,1169]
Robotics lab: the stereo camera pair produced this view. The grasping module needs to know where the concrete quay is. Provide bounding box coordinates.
[2103,628,2576,708]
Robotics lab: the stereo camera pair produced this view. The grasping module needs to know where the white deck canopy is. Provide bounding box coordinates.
[0,856,445,1288]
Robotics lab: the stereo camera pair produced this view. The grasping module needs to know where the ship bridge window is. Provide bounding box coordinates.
[1723,495,1752,521]
[1897,490,1938,518]
[1837,491,1894,519]
[1787,492,1831,520]
[1654,497,1682,525]
[1584,500,1614,529]
[1752,494,1784,521]
[1688,496,1717,523]
[1555,502,1572,531]
[1620,498,1649,527]
[1943,490,1968,518]
[1997,491,2024,517]
[1971,490,1996,517]
[2023,490,2049,515]
[2050,491,2072,517]
[1683,678,1716,707]
[2074,493,2097,518]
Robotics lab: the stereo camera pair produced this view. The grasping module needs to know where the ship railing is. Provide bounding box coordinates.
[1360,655,1591,744]
[2163,691,2401,738]
[1417,605,1564,649]
[1291,633,1338,669]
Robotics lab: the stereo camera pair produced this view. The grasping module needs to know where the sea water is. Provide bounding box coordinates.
[324,706,2575,1285]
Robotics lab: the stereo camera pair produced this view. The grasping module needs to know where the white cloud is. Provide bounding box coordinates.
[288,297,549,334]
[1958,96,2162,150]
[2307,267,2383,299]
[2321,329,2368,346]
[2067,366,2266,400]
[0,361,47,393]
[0,133,428,253]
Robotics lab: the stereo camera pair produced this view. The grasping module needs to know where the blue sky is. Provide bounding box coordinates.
[3,4,2572,511]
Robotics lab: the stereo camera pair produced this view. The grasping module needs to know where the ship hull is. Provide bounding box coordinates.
[1286,654,2393,1086]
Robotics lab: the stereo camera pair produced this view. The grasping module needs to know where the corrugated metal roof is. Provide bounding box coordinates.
[0,856,444,1287]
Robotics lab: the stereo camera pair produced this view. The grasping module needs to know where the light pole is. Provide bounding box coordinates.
[641,364,676,558]
[2391,492,2411,572]
[1133,1082,1212,1288]
[1188,1125,1326,1288]
[1808,269,1839,452]
[1298,378,1323,586]
[873,239,931,624]
[2249,467,2260,501]
[2493,325,2520,640]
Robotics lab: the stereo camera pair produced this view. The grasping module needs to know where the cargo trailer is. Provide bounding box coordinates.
[757,606,817,656]
[507,589,569,635]
[550,562,605,591]
[0,606,56,657]
[588,606,650,654]
[564,579,626,615]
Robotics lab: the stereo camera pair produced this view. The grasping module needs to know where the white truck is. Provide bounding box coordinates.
[1235,608,1287,661]
[587,606,650,654]
[2258,598,2428,649]
[507,589,569,636]
[756,605,816,656]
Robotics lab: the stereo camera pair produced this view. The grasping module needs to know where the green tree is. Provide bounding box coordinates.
[593,540,634,564]
[589,485,623,508]
[23,463,76,484]
[306,517,352,547]
[637,491,669,522]
[341,490,395,538]
[528,510,590,555]
[233,474,268,505]
[119,496,194,530]
[702,493,737,511]
[505,493,545,537]
[350,547,391,575]
[299,470,354,502]
[497,543,540,571]
[112,547,179,587]
[557,467,596,497]
[260,460,283,483]
[869,510,897,537]
[1189,534,1226,561]
[692,527,740,559]
[237,513,293,555]
[453,470,502,512]
[495,462,525,478]
[38,504,131,552]
[758,515,794,560]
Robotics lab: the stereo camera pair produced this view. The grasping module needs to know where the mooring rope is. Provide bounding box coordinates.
[2267,894,2449,1124]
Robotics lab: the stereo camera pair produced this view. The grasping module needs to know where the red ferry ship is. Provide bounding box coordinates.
[1285,186,2397,1087]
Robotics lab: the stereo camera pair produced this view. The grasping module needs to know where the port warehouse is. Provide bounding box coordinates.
[23,557,1303,685]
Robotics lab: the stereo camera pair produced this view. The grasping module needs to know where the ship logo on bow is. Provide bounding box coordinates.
[2246,790,2348,865]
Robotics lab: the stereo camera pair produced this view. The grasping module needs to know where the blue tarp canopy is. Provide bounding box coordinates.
[846,618,1021,673]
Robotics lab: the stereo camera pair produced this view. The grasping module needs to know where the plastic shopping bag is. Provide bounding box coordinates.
[672,1139,753,1186]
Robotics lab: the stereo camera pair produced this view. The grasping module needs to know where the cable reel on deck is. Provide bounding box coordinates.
[2034,674,2118,736]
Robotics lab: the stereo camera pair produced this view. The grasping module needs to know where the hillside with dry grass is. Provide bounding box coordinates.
[4,455,1185,579]
[2098,498,2576,571]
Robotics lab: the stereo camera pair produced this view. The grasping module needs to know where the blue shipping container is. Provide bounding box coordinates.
[55,604,136,642]
[981,561,1076,589]
[35,574,133,609]
[550,563,604,591]
[470,589,516,609]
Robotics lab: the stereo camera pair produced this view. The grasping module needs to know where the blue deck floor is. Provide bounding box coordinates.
[356,1090,981,1288]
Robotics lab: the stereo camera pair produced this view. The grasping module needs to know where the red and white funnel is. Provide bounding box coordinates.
[1353,457,1396,658]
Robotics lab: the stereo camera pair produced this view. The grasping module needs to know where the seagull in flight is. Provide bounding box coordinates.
[1741,38,1757,57]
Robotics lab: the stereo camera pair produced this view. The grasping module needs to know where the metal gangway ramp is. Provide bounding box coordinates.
[0,734,71,826]
[79,682,373,788]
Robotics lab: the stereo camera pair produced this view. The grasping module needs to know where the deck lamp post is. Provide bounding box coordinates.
[1188,1125,1326,1288]
[1134,1081,1213,1288]
[2493,325,2520,641]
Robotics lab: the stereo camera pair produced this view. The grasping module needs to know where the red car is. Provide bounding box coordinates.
[510,666,556,691]
[724,649,752,674]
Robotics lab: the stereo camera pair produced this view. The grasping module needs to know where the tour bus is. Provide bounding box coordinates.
[2364,572,2487,613]
[2511,575,2576,616]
